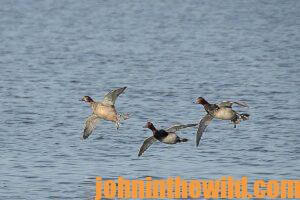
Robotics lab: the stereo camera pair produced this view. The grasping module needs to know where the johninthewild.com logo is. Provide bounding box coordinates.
[94,176,300,199]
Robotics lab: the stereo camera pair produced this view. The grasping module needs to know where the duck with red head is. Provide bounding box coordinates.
[195,97,209,105]
[143,122,157,132]
[138,121,198,157]
[80,87,129,140]
[194,97,250,147]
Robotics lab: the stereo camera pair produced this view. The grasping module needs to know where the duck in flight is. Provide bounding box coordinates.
[138,122,197,157]
[80,87,129,139]
[194,97,250,147]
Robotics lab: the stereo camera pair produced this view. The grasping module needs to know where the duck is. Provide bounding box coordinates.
[138,122,197,156]
[80,87,129,139]
[194,97,250,147]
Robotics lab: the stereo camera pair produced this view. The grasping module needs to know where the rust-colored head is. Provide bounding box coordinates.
[195,97,208,105]
[81,96,94,103]
[143,122,153,129]
[143,122,157,132]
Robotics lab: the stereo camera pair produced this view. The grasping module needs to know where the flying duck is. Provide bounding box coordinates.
[194,97,249,147]
[80,87,129,139]
[138,122,197,156]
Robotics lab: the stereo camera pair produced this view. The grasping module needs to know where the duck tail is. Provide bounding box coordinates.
[240,113,250,121]
[179,138,188,142]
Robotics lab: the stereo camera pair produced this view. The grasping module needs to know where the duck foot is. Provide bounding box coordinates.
[115,122,120,130]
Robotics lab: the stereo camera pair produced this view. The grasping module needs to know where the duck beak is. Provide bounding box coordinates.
[143,125,148,128]
[79,99,84,101]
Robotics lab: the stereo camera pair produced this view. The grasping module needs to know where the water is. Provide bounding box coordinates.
[1,0,300,199]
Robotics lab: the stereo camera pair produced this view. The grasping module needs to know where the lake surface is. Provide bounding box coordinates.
[1,0,299,199]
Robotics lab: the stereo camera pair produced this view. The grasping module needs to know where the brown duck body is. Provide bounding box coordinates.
[204,105,236,120]
[194,97,250,147]
[198,97,242,121]
[91,102,118,122]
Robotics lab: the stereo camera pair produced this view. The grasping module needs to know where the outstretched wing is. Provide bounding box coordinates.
[196,114,214,147]
[138,136,157,157]
[165,123,198,132]
[102,87,127,106]
[218,101,249,108]
[82,114,100,139]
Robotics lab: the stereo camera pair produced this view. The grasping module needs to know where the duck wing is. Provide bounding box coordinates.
[165,123,198,132]
[82,114,101,139]
[218,101,249,108]
[196,114,214,147]
[102,87,127,106]
[138,136,157,157]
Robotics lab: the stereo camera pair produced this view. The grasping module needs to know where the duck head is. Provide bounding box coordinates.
[80,96,94,103]
[195,97,209,105]
[143,122,156,132]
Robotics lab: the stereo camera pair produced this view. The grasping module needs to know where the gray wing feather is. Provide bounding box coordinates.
[233,101,249,107]
[82,114,100,139]
[218,101,249,108]
[102,87,127,105]
[196,114,214,147]
[166,123,198,132]
[138,136,157,157]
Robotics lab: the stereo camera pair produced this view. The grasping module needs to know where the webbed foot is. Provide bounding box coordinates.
[115,121,120,130]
